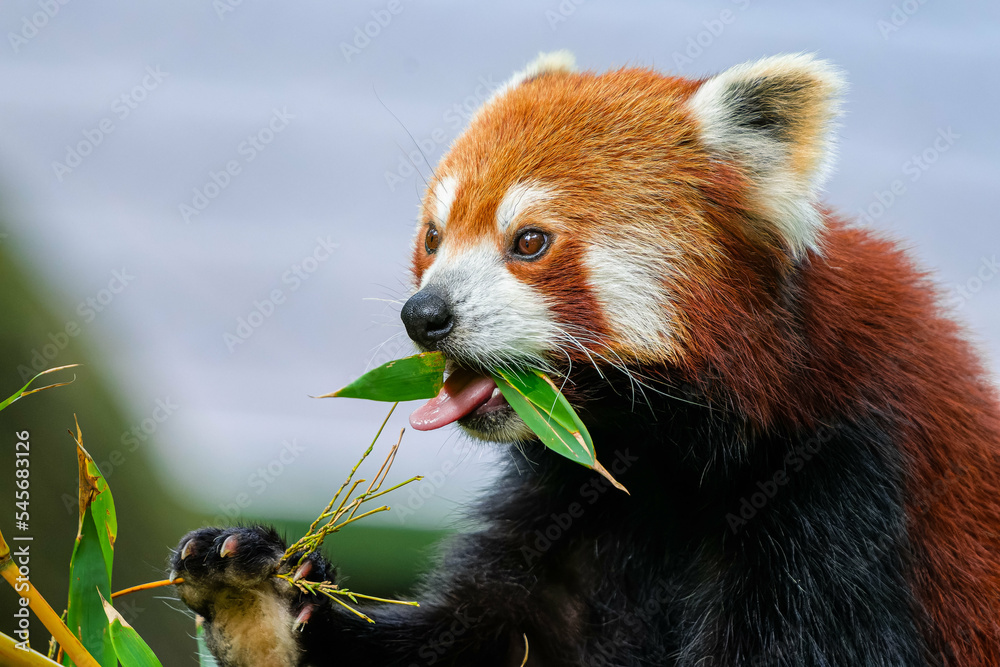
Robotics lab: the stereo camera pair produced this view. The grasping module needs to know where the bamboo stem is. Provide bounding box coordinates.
[0,632,62,667]
[326,593,375,623]
[336,591,420,606]
[111,578,183,599]
[299,403,397,540]
[0,529,100,667]
[278,404,421,619]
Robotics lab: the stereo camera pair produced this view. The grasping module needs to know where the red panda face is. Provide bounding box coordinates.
[403,52,844,442]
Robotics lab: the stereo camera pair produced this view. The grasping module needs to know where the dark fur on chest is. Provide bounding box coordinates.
[462,368,928,666]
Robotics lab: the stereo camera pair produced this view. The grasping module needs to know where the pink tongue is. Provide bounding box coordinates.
[409,369,496,431]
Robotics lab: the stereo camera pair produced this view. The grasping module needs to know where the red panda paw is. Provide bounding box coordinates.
[170,525,333,667]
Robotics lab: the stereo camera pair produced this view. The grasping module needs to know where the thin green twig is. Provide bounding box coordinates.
[278,404,420,621]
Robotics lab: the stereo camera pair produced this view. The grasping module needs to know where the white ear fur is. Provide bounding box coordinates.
[487,50,577,104]
[688,53,846,258]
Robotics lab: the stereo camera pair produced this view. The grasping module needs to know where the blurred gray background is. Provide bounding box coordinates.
[1,0,998,662]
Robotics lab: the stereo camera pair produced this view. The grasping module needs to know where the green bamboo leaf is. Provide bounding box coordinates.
[318,352,446,402]
[63,420,117,667]
[196,619,220,667]
[70,419,117,587]
[63,514,114,667]
[327,352,627,492]
[493,368,590,445]
[100,595,162,667]
[86,457,116,586]
[492,370,628,494]
[0,364,79,412]
[492,373,594,465]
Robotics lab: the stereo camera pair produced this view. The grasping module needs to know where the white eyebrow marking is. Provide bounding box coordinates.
[496,182,554,232]
[432,176,459,228]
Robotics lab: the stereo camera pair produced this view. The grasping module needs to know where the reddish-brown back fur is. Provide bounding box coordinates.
[676,214,1000,662]
[811,226,1000,663]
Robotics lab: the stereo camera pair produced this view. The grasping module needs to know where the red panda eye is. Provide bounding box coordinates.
[425,227,441,254]
[514,230,548,258]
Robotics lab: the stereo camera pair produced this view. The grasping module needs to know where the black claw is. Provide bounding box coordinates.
[169,525,284,582]
[169,523,338,633]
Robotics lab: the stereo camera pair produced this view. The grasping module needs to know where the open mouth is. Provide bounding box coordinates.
[409,367,510,431]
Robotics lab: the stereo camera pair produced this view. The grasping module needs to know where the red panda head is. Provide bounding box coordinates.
[403,52,845,441]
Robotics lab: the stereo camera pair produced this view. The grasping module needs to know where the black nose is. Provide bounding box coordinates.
[401,290,453,348]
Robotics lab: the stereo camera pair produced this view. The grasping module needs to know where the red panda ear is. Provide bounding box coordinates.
[488,50,578,103]
[688,53,846,259]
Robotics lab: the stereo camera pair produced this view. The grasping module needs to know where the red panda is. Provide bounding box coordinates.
[171,52,1000,666]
